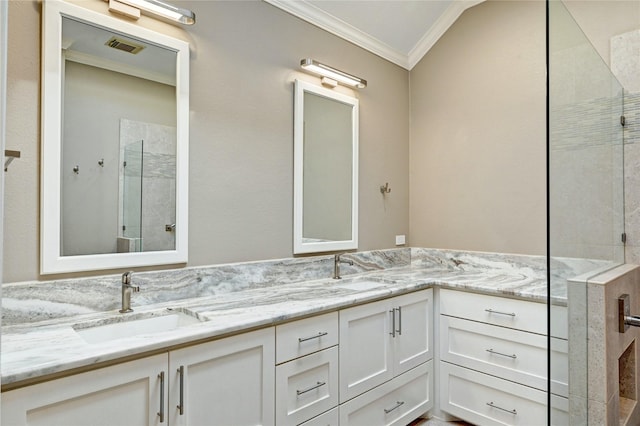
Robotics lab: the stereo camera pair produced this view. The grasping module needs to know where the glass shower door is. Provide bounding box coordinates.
[548,1,625,424]
[122,140,143,252]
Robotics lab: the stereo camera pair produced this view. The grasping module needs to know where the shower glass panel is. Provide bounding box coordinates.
[548,1,625,423]
[122,139,143,252]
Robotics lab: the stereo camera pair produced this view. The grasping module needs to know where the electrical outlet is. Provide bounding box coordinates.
[395,235,406,246]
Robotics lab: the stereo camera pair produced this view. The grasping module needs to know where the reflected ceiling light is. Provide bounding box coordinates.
[300,59,367,89]
[108,0,195,25]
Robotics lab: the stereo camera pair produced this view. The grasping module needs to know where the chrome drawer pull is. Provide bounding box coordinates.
[397,306,402,335]
[485,308,516,317]
[486,401,517,415]
[486,348,517,359]
[384,401,405,414]
[298,332,328,343]
[158,371,165,423]
[296,381,326,396]
[177,366,184,415]
[389,309,396,337]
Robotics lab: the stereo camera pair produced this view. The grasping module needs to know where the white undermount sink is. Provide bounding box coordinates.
[74,309,206,344]
[334,280,386,291]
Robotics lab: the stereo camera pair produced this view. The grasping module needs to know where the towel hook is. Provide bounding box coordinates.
[380,182,391,194]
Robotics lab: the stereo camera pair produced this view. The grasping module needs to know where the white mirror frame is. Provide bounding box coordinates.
[41,0,189,274]
[293,79,359,254]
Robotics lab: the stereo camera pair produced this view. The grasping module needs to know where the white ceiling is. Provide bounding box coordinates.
[264,0,484,70]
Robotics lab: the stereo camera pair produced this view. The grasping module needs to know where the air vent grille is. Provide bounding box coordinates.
[105,37,145,54]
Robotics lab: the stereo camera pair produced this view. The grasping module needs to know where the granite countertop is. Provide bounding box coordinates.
[0,248,616,389]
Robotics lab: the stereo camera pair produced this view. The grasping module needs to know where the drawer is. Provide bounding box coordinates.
[276,346,339,426]
[440,316,568,397]
[440,289,568,338]
[339,361,433,426]
[299,408,338,426]
[440,362,568,426]
[276,312,339,364]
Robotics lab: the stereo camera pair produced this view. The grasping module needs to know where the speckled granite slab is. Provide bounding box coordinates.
[0,247,617,387]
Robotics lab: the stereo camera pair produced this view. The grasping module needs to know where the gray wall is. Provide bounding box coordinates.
[409,0,547,256]
[4,0,410,282]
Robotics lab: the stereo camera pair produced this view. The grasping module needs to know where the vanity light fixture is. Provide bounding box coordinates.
[300,59,367,89]
[107,0,195,25]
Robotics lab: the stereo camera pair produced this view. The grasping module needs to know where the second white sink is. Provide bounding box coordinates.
[74,309,205,344]
[334,280,386,291]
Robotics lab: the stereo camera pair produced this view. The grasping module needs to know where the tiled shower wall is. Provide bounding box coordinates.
[549,39,625,263]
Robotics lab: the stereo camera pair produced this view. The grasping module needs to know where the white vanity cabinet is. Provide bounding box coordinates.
[168,327,275,426]
[2,328,275,426]
[339,289,433,402]
[339,288,434,424]
[275,312,340,425]
[1,354,169,426]
[438,289,569,425]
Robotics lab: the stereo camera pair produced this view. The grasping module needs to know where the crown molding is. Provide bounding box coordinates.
[264,0,484,71]
[408,0,484,69]
[264,0,409,69]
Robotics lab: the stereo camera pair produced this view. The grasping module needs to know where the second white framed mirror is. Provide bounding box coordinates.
[293,79,359,254]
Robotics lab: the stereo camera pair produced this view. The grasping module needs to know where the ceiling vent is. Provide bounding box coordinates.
[105,36,145,54]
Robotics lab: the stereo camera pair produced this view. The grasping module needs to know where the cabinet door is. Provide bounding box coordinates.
[2,354,168,426]
[393,289,432,376]
[339,298,394,402]
[169,327,275,426]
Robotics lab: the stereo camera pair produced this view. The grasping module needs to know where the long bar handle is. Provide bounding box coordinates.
[158,372,165,423]
[389,309,396,337]
[486,401,517,415]
[486,348,517,359]
[484,308,516,317]
[384,400,405,414]
[177,366,184,415]
[296,381,326,396]
[397,306,402,335]
[298,332,328,342]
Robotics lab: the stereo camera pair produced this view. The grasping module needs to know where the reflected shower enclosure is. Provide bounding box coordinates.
[118,119,177,253]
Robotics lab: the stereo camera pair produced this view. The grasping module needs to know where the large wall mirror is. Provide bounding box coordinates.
[293,79,359,254]
[41,0,189,274]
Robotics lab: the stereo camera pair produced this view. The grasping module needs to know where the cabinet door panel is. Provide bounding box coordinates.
[393,289,432,375]
[339,299,394,402]
[2,354,167,426]
[169,327,275,426]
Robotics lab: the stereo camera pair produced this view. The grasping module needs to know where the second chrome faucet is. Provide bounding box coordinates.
[119,271,140,313]
[333,254,354,279]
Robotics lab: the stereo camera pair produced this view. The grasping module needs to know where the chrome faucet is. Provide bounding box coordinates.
[119,271,140,313]
[333,254,354,280]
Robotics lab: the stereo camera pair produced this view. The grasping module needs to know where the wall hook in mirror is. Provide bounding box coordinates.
[4,150,21,172]
[73,165,80,174]
[98,159,104,167]
[380,183,391,194]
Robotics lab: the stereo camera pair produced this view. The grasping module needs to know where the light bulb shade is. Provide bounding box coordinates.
[118,0,195,24]
[300,59,366,89]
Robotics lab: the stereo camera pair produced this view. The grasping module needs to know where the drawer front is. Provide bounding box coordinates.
[440,316,568,396]
[440,362,568,426]
[299,408,338,426]
[339,361,433,426]
[277,312,339,364]
[440,289,567,337]
[276,346,339,426]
